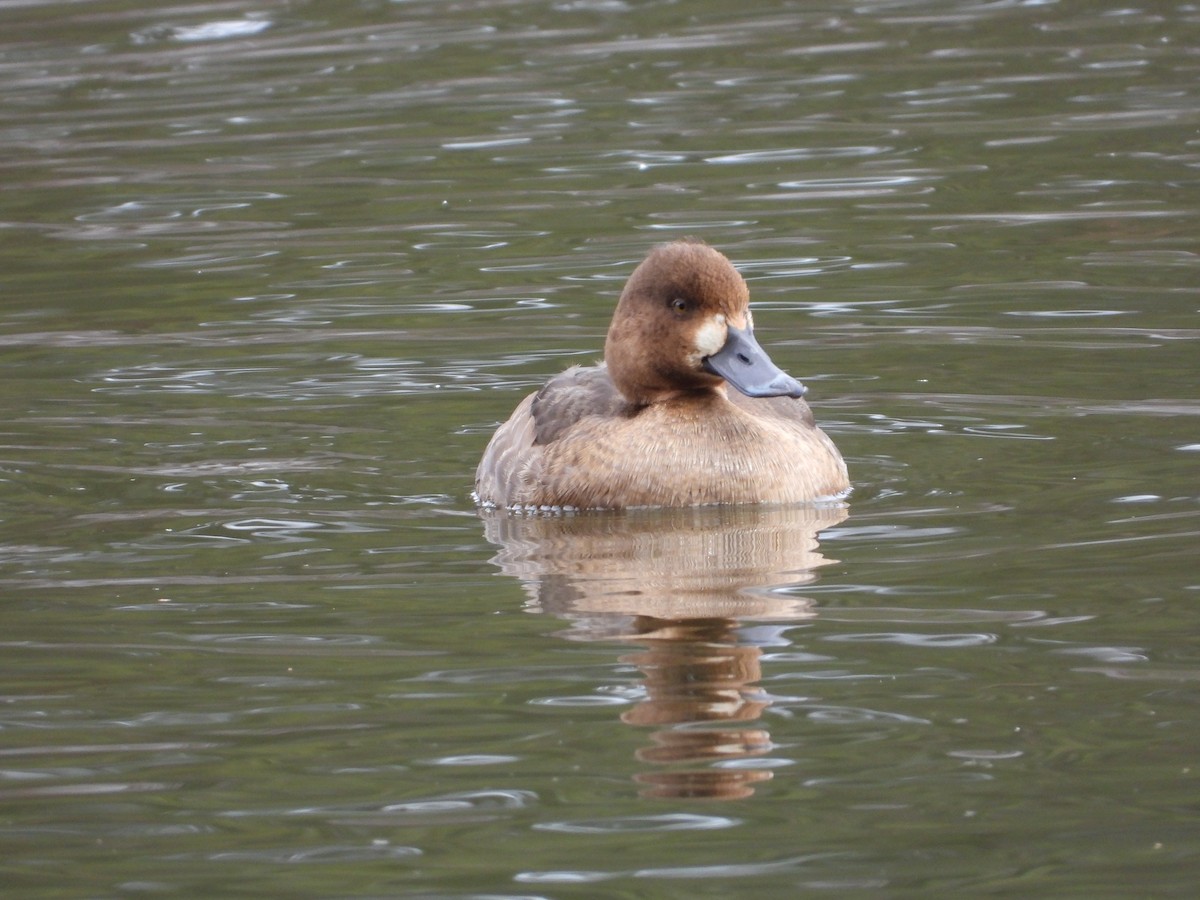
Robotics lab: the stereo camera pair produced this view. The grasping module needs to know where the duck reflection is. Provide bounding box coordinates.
[480,503,847,799]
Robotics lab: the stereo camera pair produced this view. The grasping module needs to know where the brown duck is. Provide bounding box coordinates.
[475,240,849,509]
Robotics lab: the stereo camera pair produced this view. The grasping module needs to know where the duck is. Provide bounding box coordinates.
[474,239,849,509]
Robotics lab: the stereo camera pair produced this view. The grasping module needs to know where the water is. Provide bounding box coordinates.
[2,0,1198,895]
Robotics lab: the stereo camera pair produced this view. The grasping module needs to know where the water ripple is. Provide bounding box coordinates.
[822,632,999,648]
[534,812,738,834]
[207,842,421,864]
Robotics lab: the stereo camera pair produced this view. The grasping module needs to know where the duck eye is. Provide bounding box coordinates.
[670,298,689,314]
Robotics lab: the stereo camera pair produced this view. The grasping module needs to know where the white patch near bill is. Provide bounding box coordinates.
[694,314,726,357]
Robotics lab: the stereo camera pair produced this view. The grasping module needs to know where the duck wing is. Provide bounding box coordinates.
[531,363,629,446]
[475,363,628,507]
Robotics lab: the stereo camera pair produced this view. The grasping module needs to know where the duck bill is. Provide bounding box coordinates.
[702,324,807,399]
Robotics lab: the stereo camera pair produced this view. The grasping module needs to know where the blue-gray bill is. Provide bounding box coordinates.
[702,324,807,399]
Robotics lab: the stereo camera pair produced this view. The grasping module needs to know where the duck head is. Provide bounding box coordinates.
[603,240,807,406]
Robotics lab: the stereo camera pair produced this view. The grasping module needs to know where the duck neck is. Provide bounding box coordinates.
[604,334,723,408]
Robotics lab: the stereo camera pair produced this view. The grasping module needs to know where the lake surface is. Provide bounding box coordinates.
[2,0,1198,895]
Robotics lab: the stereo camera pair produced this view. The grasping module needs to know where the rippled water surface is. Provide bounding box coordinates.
[2,0,1198,895]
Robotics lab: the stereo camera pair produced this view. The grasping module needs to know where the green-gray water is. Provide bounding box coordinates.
[2,1,1198,895]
